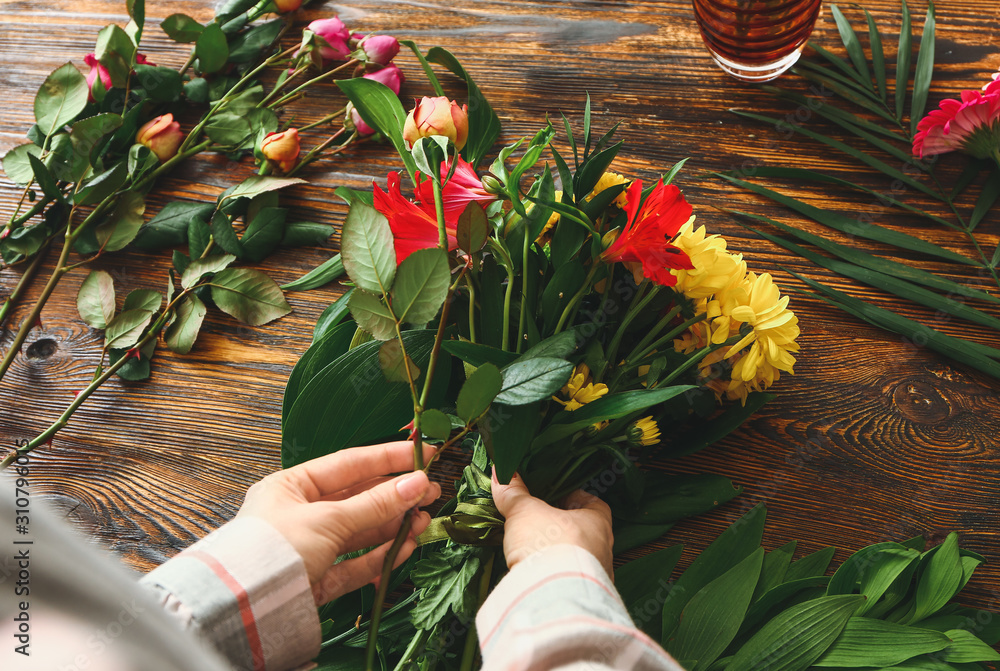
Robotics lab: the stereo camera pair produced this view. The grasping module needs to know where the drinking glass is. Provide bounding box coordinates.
[692,0,823,82]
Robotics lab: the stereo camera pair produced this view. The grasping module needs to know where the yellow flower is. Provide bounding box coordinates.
[670,219,747,300]
[587,171,630,208]
[627,416,661,446]
[534,189,564,244]
[553,363,608,411]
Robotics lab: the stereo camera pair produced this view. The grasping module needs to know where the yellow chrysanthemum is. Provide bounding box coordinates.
[670,220,747,300]
[587,171,630,209]
[627,416,661,446]
[553,363,609,411]
[534,189,564,244]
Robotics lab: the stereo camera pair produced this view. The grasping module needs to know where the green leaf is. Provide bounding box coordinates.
[742,576,831,634]
[2,143,42,186]
[70,113,122,163]
[127,143,157,182]
[76,270,116,329]
[939,629,1000,663]
[341,203,396,294]
[95,24,136,87]
[665,392,774,459]
[27,153,61,200]
[910,1,936,136]
[830,5,873,91]
[188,215,211,259]
[858,549,921,616]
[105,309,153,349]
[814,618,951,667]
[616,545,684,639]
[161,13,203,42]
[716,174,974,266]
[728,595,866,671]
[481,401,541,483]
[865,10,887,100]
[133,64,183,103]
[282,222,333,248]
[410,546,482,630]
[762,87,906,144]
[204,113,252,147]
[661,504,767,643]
[196,23,229,74]
[968,169,1000,231]
[670,548,765,670]
[617,473,741,527]
[109,339,155,381]
[442,340,518,368]
[534,385,697,448]
[283,321,357,424]
[133,202,215,250]
[457,201,489,254]
[181,253,236,289]
[282,330,448,466]
[456,363,502,423]
[209,268,291,326]
[227,19,283,64]
[336,77,417,179]
[391,248,450,325]
[378,339,420,383]
[241,206,286,263]
[786,547,836,582]
[122,289,162,313]
[896,0,912,120]
[95,192,146,252]
[281,254,345,292]
[34,63,89,137]
[910,532,962,623]
[221,176,305,203]
[211,210,244,257]
[494,357,573,405]
[420,408,452,441]
[165,294,207,354]
[349,290,396,340]
[425,47,502,168]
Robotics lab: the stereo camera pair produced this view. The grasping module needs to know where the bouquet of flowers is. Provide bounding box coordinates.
[280,62,803,666]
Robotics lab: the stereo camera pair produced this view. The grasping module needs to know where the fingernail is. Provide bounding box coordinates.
[396,471,428,501]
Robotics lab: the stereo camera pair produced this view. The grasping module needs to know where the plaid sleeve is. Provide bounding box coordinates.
[139,516,321,671]
[477,544,685,671]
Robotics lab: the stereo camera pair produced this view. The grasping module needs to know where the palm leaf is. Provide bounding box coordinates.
[793,65,898,124]
[762,86,907,143]
[831,4,874,90]
[807,41,876,93]
[910,1,936,135]
[714,173,978,266]
[895,0,912,121]
[865,9,888,101]
[969,169,1000,231]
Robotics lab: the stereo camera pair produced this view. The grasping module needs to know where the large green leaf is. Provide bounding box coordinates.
[615,545,684,640]
[195,22,228,73]
[161,13,203,42]
[282,321,357,425]
[76,270,116,329]
[281,254,345,292]
[481,401,541,484]
[670,548,764,670]
[614,473,741,526]
[456,363,502,423]
[909,533,963,623]
[336,77,417,179]
[661,504,767,644]
[282,330,448,467]
[939,629,1000,663]
[494,357,573,405]
[786,547,837,582]
[727,595,865,671]
[105,309,153,349]
[814,618,951,667]
[409,546,481,630]
[340,203,396,294]
[209,268,291,326]
[133,202,215,250]
[34,63,89,137]
[165,294,207,355]
[391,247,450,325]
[95,192,146,252]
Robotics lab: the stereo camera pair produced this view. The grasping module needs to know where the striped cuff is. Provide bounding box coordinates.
[477,544,683,670]
[140,517,320,671]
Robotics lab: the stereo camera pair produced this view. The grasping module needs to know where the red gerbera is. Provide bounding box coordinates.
[373,172,458,264]
[414,156,498,223]
[600,179,693,287]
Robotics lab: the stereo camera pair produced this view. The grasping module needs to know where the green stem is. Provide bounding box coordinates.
[432,179,447,250]
[516,225,530,353]
[297,107,347,132]
[624,305,682,364]
[553,262,600,335]
[5,194,49,234]
[267,59,359,110]
[391,629,433,671]
[0,242,48,329]
[365,509,415,671]
[466,273,477,344]
[286,128,353,178]
[603,283,659,375]
[258,65,309,108]
[501,263,515,351]
[459,551,496,671]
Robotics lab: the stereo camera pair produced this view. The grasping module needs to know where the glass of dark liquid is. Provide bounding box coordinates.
[692,0,823,82]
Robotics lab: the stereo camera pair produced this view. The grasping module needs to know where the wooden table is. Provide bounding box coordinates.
[1,0,998,614]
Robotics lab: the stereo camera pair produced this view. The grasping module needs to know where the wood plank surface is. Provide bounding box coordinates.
[1,0,999,616]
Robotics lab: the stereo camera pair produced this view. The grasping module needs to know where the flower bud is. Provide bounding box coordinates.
[403,96,469,150]
[260,128,301,173]
[346,104,375,137]
[84,54,111,102]
[360,35,400,66]
[273,0,302,13]
[307,17,351,63]
[480,174,505,195]
[363,63,404,96]
[136,113,183,162]
[626,416,660,447]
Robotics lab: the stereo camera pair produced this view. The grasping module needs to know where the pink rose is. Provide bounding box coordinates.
[84,54,111,102]
[136,113,183,162]
[308,17,351,63]
[364,63,405,95]
[403,96,469,150]
[360,35,400,67]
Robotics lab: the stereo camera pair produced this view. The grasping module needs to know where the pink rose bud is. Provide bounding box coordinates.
[135,53,155,67]
[308,17,352,63]
[273,0,302,13]
[84,54,112,102]
[363,63,405,96]
[347,104,376,137]
[361,35,400,66]
[403,96,469,151]
[260,128,301,173]
[136,113,183,162]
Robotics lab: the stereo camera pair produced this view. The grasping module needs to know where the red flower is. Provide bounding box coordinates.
[913,77,1000,160]
[414,156,498,223]
[373,172,457,264]
[600,179,693,287]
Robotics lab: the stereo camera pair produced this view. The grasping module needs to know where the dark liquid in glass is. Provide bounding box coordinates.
[693,0,822,66]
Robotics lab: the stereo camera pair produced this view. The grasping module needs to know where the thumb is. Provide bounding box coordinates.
[492,468,533,517]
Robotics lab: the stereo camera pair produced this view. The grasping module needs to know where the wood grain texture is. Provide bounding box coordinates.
[1,0,999,614]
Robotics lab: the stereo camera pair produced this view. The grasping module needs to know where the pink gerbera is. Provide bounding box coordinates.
[414,156,498,224]
[913,74,1000,165]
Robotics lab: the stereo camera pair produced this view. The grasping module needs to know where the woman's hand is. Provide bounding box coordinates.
[237,441,441,604]
[491,470,614,578]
